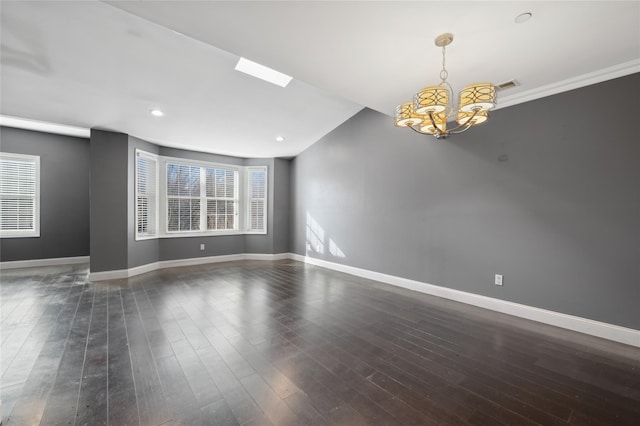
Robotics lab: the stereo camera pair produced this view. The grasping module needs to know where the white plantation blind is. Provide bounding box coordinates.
[247,167,267,233]
[0,153,40,237]
[166,162,201,232]
[205,167,238,231]
[135,151,158,239]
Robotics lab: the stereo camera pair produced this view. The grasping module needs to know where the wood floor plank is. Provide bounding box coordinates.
[106,286,139,426]
[121,286,172,426]
[3,280,84,425]
[39,285,94,425]
[75,287,109,426]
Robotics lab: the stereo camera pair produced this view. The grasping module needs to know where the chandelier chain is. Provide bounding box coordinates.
[440,45,448,83]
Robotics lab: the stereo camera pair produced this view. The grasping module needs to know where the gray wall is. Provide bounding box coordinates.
[273,158,291,253]
[90,130,129,272]
[290,73,640,330]
[0,127,90,261]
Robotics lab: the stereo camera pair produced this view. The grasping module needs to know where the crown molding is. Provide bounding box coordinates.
[496,59,640,110]
[0,115,90,138]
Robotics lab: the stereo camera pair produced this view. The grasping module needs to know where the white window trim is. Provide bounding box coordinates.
[135,151,267,239]
[135,150,159,241]
[0,152,40,238]
[246,166,268,235]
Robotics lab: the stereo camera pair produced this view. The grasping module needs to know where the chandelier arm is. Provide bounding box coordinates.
[427,112,445,138]
[428,112,438,129]
[431,111,453,138]
[447,108,480,134]
[408,124,428,135]
[449,124,474,135]
[442,81,454,119]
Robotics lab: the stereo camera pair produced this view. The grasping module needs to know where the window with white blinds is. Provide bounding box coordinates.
[165,161,240,233]
[205,167,238,231]
[247,167,267,233]
[166,163,201,232]
[135,151,158,239]
[136,150,266,237]
[0,152,40,238]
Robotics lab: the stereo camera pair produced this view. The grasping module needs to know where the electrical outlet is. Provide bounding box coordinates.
[200,244,205,251]
[495,274,503,286]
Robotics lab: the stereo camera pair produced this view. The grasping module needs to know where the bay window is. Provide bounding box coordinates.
[135,150,267,240]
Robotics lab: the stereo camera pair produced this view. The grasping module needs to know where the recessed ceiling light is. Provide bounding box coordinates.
[275,136,285,142]
[235,57,292,88]
[515,12,532,24]
[150,109,164,117]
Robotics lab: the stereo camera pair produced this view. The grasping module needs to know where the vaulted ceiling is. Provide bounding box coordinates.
[1,1,639,157]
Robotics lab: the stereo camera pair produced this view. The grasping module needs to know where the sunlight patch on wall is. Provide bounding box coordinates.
[306,211,346,259]
[329,239,345,258]
[306,211,325,254]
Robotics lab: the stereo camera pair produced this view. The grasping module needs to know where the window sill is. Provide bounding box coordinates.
[0,231,40,239]
[135,230,267,241]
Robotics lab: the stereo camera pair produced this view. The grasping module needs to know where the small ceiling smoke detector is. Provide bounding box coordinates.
[515,12,532,24]
[150,109,164,117]
[496,80,520,91]
[275,136,285,142]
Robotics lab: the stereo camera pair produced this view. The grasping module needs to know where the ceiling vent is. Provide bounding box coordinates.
[496,79,520,91]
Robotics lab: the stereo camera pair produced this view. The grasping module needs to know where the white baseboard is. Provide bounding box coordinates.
[88,253,290,281]
[0,256,89,270]
[81,251,640,347]
[246,253,291,261]
[159,254,245,270]
[290,254,640,348]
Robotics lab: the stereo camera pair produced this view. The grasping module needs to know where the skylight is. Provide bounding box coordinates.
[235,57,292,88]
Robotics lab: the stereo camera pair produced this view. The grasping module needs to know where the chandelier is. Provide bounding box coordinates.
[394,33,497,139]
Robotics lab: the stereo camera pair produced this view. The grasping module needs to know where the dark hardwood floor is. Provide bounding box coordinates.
[1,260,639,425]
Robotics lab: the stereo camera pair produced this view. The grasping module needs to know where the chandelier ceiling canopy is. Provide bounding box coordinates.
[395,33,497,139]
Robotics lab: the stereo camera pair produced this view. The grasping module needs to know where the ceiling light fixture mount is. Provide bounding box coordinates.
[395,33,497,139]
[515,12,532,24]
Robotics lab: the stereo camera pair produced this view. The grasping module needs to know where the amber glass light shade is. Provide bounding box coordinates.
[414,86,448,114]
[395,102,424,127]
[419,113,447,135]
[456,109,489,126]
[459,83,496,112]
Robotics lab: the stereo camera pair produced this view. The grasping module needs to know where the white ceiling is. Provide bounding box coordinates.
[2,1,639,158]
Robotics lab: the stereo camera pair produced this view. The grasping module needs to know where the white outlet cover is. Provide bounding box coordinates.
[495,274,503,286]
